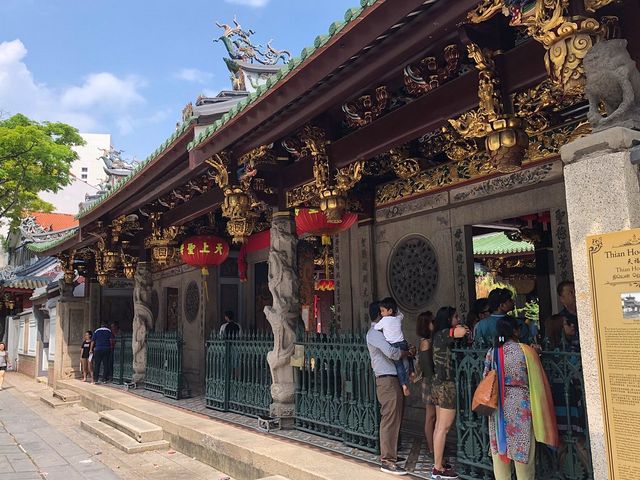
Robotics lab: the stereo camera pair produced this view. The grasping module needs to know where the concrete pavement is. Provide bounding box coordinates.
[0,372,234,480]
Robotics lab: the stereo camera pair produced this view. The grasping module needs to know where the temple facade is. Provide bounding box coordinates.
[18,1,640,479]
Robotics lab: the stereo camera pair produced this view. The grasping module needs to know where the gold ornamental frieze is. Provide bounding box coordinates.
[404,45,460,96]
[449,43,528,173]
[376,120,582,207]
[283,125,363,221]
[467,0,615,96]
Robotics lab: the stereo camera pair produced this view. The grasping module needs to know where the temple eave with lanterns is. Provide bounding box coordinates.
[23,0,640,453]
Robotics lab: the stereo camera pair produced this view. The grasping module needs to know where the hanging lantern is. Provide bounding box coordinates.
[295,209,357,245]
[181,235,230,303]
[97,272,109,286]
[180,235,230,275]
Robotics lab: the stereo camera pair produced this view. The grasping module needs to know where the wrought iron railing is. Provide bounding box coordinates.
[294,331,379,453]
[453,344,593,480]
[205,331,273,416]
[144,330,185,399]
[112,333,132,385]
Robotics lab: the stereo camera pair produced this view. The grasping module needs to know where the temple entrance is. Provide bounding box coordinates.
[471,211,555,339]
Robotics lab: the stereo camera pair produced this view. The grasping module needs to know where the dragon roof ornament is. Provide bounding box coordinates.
[215,17,291,66]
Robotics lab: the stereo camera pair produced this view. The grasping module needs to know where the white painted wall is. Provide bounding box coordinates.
[38,132,110,215]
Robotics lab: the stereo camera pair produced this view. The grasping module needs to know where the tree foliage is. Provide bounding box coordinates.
[0,114,85,227]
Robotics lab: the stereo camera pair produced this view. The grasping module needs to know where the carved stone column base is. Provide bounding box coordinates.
[270,401,295,428]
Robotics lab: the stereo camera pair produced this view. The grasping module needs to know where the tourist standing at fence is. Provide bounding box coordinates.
[483,316,558,480]
[375,297,414,396]
[91,323,113,384]
[556,281,580,349]
[431,306,469,480]
[106,321,120,382]
[80,330,93,382]
[474,288,514,346]
[0,342,9,390]
[466,298,490,340]
[416,311,436,455]
[366,301,414,476]
[219,310,241,338]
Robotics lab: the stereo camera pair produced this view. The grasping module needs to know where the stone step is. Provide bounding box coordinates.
[99,409,164,443]
[40,394,80,408]
[53,389,81,402]
[81,420,169,454]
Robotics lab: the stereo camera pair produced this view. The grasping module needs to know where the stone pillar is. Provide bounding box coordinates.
[353,221,376,330]
[560,127,640,479]
[132,262,154,384]
[264,212,300,422]
[53,279,85,385]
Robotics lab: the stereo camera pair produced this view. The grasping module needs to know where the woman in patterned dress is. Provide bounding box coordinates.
[417,311,436,454]
[483,316,558,480]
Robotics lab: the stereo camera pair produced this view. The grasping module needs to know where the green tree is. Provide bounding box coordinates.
[0,113,85,227]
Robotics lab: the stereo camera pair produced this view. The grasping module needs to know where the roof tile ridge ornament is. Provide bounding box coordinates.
[76,118,195,220]
[189,1,380,152]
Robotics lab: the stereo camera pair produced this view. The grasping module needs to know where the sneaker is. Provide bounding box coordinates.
[396,456,406,463]
[380,463,408,476]
[431,466,458,479]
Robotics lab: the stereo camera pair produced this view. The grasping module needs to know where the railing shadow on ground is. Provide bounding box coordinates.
[454,344,594,480]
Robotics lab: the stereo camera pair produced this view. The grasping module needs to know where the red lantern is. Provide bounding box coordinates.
[295,209,357,245]
[180,235,230,276]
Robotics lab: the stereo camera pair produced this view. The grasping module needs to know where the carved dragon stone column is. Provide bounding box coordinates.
[264,212,300,422]
[132,261,154,384]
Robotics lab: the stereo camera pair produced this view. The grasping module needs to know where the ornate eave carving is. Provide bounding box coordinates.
[342,86,389,127]
[376,119,583,207]
[404,45,460,96]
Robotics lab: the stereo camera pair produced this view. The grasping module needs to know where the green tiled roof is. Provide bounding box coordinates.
[473,232,534,256]
[76,119,194,219]
[70,0,381,223]
[26,228,79,253]
[188,0,380,152]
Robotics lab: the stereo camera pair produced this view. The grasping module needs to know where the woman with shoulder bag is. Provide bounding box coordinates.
[483,316,558,480]
[416,311,436,455]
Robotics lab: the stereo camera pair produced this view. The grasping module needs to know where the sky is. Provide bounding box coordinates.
[0,0,357,162]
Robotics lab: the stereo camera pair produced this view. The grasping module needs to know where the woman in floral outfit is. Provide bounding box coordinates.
[483,316,558,480]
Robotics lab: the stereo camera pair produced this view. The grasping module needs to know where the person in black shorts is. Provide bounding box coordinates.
[0,342,8,391]
[80,331,92,382]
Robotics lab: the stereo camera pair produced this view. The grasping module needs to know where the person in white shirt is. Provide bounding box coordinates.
[375,297,414,396]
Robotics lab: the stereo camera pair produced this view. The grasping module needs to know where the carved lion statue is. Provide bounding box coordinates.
[584,39,640,132]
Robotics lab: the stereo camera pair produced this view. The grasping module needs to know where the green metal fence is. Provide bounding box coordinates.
[205,331,273,416]
[453,344,593,480]
[144,331,185,399]
[294,331,379,453]
[112,333,132,385]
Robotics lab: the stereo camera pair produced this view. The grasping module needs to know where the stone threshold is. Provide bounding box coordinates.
[58,379,415,480]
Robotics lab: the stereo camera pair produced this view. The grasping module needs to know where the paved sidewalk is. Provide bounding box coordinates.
[0,373,234,480]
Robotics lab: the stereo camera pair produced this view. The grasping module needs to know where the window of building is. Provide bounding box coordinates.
[17,319,25,354]
[81,174,88,180]
[81,167,88,172]
[48,307,56,361]
[28,318,37,355]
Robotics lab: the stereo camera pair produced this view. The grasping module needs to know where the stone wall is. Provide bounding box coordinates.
[152,264,219,395]
[17,354,35,377]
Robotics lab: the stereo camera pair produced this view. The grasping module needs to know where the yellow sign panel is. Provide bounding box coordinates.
[587,229,640,480]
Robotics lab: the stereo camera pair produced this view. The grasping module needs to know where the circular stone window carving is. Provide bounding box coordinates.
[184,281,200,323]
[151,290,159,321]
[388,234,438,311]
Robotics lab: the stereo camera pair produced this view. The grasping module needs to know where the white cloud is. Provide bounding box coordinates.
[175,68,214,83]
[224,0,270,7]
[0,39,146,133]
[61,72,145,111]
